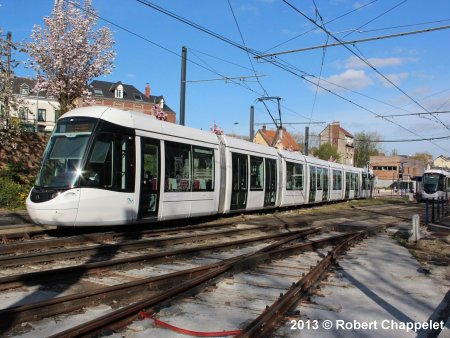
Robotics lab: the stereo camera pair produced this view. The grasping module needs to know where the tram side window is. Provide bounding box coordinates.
[165,142,191,192]
[250,156,263,190]
[192,146,214,191]
[317,167,323,190]
[333,170,342,190]
[81,133,135,192]
[286,162,304,190]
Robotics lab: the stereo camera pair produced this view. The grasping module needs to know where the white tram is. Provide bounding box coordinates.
[26,106,374,226]
[422,169,450,200]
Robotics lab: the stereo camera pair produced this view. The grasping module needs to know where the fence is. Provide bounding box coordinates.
[424,197,449,225]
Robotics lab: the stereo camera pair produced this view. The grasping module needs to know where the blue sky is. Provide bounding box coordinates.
[1,0,450,158]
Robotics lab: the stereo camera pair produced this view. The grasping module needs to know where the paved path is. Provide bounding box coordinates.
[277,234,450,338]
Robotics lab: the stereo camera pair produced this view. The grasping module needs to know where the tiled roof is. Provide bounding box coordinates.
[258,127,301,151]
[339,126,353,138]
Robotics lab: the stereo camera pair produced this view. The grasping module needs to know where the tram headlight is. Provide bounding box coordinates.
[51,191,61,199]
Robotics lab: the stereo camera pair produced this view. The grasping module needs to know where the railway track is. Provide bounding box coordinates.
[1,227,368,337]
[0,200,423,336]
[48,231,372,338]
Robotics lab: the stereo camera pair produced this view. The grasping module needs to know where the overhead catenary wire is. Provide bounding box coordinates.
[309,134,450,143]
[69,1,268,100]
[263,0,378,53]
[75,0,450,154]
[256,24,450,58]
[281,0,431,115]
[133,0,443,127]
[377,111,450,118]
[281,0,450,153]
[308,0,329,127]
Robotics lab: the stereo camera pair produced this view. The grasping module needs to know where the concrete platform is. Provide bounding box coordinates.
[277,234,450,338]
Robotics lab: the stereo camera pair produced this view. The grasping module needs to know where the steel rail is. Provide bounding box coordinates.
[45,232,358,338]
[0,227,320,291]
[0,230,312,331]
[0,220,249,255]
[236,232,366,337]
[0,224,291,267]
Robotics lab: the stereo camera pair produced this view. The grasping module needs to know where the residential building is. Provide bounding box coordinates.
[9,76,60,132]
[370,155,425,189]
[433,155,450,169]
[77,80,176,123]
[319,121,354,165]
[253,125,301,151]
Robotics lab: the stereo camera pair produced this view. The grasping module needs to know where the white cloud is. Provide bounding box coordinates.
[345,55,418,69]
[311,69,373,92]
[352,1,374,10]
[379,72,409,87]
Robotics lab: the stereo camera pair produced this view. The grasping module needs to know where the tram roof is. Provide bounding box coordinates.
[62,106,220,145]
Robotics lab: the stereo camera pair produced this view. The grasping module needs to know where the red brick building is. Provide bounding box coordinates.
[319,121,354,165]
[370,155,425,189]
[77,80,176,123]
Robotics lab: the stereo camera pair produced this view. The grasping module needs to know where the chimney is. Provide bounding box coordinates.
[145,83,151,98]
[262,125,266,131]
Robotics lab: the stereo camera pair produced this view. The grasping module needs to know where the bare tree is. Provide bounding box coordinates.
[354,131,383,167]
[27,0,115,114]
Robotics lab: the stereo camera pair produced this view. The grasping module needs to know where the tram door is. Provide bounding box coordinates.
[231,153,248,211]
[345,172,351,199]
[309,166,316,202]
[322,168,329,201]
[264,158,277,207]
[139,138,160,219]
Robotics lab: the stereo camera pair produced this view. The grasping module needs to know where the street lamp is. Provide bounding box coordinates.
[232,122,239,134]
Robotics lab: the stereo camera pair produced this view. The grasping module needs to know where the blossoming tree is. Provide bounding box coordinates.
[27,0,115,114]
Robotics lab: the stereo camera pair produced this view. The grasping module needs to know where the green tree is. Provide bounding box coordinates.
[354,131,383,167]
[312,143,340,162]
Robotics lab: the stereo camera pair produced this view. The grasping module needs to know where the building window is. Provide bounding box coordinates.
[250,156,264,190]
[18,107,27,120]
[115,85,123,99]
[94,89,103,96]
[38,108,46,122]
[20,84,30,95]
[286,162,303,190]
[133,93,143,101]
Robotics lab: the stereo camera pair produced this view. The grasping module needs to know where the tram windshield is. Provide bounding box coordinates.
[35,117,96,189]
[423,173,442,194]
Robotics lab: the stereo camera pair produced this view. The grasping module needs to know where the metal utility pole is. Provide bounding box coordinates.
[249,105,254,141]
[179,46,187,126]
[304,126,309,156]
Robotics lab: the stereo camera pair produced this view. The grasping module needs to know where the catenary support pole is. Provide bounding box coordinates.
[304,126,309,156]
[250,105,254,141]
[179,46,187,126]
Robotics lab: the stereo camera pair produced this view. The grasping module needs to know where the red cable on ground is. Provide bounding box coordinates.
[139,311,242,337]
